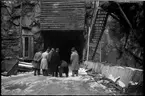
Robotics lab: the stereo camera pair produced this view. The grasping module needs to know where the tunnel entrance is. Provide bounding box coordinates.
[41,30,85,63]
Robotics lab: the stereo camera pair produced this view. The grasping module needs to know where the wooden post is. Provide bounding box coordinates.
[86,1,99,61]
[20,1,23,57]
[86,27,91,61]
[100,41,101,62]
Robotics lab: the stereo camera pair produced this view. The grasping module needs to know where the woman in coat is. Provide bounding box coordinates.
[40,48,50,76]
[70,47,79,77]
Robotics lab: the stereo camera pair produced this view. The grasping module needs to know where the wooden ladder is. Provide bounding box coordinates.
[87,1,108,61]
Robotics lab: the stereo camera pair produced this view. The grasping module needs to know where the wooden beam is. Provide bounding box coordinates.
[116,2,133,29]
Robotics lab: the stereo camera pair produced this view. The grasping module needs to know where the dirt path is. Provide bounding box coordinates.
[1,68,116,95]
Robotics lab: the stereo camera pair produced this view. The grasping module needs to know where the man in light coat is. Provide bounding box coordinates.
[70,47,79,77]
[40,48,50,76]
[32,50,42,76]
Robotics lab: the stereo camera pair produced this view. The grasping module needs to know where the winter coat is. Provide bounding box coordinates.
[70,51,79,70]
[49,51,60,72]
[40,51,48,70]
[32,51,42,69]
[61,60,68,67]
[47,50,53,69]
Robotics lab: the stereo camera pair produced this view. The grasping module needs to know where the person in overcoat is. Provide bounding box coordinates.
[49,48,60,77]
[47,48,54,75]
[70,47,79,77]
[40,48,50,76]
[32,50,42,76]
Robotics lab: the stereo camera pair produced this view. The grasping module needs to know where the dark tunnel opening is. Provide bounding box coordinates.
[41,30,85,63]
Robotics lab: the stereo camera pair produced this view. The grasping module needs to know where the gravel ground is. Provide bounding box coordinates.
[1,68,119,95]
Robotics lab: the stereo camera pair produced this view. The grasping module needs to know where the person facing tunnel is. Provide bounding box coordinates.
[49,48,60,77]
[70,47,79,77]
[32,49,42,76]
[40,48,50,76]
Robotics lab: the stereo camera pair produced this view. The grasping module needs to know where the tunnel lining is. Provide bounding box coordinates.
[41,30,85,63]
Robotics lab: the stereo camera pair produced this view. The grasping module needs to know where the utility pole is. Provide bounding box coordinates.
[86,27,91,61]
[20,1,23,58]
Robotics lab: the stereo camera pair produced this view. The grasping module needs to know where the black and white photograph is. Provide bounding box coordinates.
[1,0,144,95]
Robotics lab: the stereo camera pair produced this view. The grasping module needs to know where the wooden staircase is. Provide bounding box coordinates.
[87,2,108,61]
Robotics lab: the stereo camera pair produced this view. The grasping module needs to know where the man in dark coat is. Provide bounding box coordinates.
[47,48,54,75]
[50,48,60,77]
[32,50,42,76]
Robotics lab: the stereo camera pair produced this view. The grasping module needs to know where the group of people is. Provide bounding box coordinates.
[32,47,79,77]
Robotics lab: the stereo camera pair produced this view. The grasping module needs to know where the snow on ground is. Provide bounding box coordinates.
[1,68,120,95]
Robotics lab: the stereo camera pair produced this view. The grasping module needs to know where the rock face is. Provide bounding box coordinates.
[1,0,43,59]
[1,27,21,58]
[91,15,142,69]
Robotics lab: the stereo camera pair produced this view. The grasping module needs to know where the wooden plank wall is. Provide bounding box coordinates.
[40,0,85,30]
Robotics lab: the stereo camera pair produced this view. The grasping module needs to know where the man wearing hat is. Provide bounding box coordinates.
[70,47,79,76]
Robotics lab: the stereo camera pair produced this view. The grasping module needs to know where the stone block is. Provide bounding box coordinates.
[84,61,95,70]
[93,62,102,73]
[109,66,119,79]
[102,65,110,78]
[127,67,143,84]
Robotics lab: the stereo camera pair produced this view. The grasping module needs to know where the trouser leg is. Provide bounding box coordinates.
[34,68,37,76]
[47,68,49,75]
[51,71,54,77]
[37,69,40,75]
[55,67,58,77]
[72,70,75,77]
[75,70,78,76]
[64,67,68,77]
[42,69,45,76]
[58,67,62,77]
[66,67,69,77]
[45,70,48,76]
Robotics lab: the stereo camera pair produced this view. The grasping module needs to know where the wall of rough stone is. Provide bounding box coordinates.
[1,3,21,58]
[93,16,141,69]
[1,0,43,59]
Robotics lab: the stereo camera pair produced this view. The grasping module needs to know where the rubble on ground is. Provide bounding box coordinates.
[84,61,143,95]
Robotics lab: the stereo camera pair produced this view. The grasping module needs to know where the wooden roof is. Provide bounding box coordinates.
[40,0,85,30]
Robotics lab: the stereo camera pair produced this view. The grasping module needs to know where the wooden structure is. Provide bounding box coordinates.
[86,1,108,61]
[40,0,85,30]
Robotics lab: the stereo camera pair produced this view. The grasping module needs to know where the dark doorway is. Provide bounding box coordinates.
[41,30,85,63]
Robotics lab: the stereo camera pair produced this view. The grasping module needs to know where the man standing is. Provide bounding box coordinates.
[40,48,50,76]
[50,48,60,77]
[32,49,42,76]
[70,47,79,77]
[55,48,61,77]
[47,48,54,76]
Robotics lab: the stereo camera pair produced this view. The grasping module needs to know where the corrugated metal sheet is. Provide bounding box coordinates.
[40,0,85,30]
